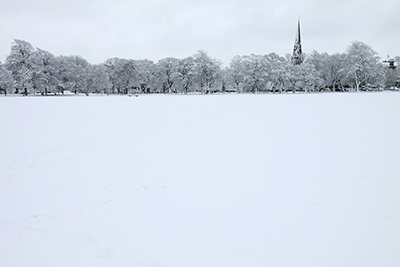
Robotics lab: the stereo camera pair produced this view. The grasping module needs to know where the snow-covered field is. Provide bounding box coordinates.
[1,93,399,267]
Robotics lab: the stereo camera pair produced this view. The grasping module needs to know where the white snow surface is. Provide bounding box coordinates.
[1,93,399,267]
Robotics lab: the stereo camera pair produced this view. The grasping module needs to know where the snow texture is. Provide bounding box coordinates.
[1,93,400,267]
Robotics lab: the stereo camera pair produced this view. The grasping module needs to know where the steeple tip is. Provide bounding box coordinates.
[292,19,303,65]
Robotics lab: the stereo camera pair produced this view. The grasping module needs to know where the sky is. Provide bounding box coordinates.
[1,0,399,66]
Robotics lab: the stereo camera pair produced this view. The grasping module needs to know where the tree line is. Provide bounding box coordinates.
[0,39,399,96]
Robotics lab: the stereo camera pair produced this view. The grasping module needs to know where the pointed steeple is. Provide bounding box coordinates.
[292,19,303,65]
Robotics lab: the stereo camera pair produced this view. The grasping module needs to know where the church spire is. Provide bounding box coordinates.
[292,19,303,65]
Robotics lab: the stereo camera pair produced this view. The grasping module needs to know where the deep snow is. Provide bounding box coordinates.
[1,93,399,267]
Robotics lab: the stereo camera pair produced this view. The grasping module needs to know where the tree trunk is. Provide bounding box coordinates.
[355,72,360,92]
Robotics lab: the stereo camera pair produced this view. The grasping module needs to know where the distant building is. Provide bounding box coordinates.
[292,19,303,65]
[383,57,397,70]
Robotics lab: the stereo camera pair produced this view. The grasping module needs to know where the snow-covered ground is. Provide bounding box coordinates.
[1,93,399,267]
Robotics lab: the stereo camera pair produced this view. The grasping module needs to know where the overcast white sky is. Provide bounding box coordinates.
[1,0,399,65]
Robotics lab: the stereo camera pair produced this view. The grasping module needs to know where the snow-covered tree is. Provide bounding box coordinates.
[31,48,58,95]
[194,51,222,94]
[135,59,156,94]
[325,53,347,91]
[384,67,398,89]
[265,53,287,93]
[3,38,394,96]
[226,55,245,93]
[5,39,35,94]
[281,60,298,92]
[307,51,330,89]
[65,56,90,95]
[242,54,268,93]
[394,56,400,87]
[0,63,16,95]
[345,41,384,91]
[86,64,112,94]
[104,58,119,94]
[155,57,179,94]
[175,57,195,94]
[299,62,323,92]
[54,56,76,94]
[104,58,138,94]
